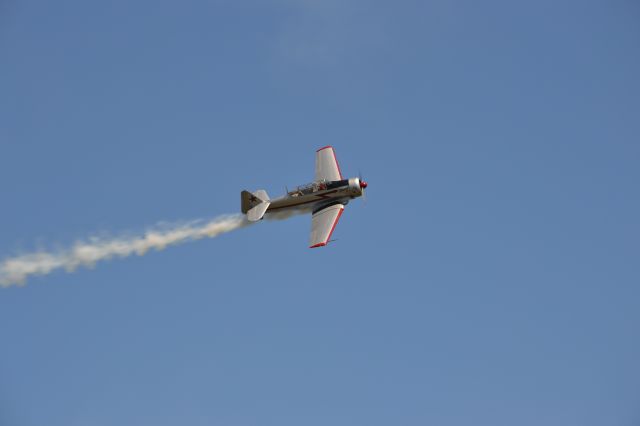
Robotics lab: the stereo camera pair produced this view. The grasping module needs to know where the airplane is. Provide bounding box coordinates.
[241,146,367,248]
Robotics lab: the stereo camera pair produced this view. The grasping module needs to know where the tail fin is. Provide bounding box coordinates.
[241,189,271,221]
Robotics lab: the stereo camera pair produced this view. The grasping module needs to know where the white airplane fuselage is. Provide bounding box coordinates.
[267,177,365,215]
[240,146,366,247]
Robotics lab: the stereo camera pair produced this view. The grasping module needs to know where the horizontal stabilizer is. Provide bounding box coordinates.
[254,190,269,203]
[247,201,270,221]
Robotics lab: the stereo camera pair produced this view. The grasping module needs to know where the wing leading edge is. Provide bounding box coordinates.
[310,204,344,248]
[315,146,343,182]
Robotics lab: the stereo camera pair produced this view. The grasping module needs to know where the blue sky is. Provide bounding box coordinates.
[1,0,639,425]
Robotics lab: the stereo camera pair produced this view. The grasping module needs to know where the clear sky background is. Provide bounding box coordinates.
[1,1,639,425]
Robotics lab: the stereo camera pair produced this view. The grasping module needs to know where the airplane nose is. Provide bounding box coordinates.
[359,180,368,189]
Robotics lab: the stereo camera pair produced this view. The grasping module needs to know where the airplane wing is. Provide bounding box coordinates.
[309,204,344,248]
[315,146,343,182]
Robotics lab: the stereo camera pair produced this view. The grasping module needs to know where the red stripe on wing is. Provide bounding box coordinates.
[309,206,344,248]
[316,145,343,180]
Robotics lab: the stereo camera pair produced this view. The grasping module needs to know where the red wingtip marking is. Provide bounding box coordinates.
[316,145,333,152]
[309,243,327,248]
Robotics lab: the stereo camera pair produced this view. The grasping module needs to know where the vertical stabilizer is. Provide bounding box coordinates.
[241,189,270,221]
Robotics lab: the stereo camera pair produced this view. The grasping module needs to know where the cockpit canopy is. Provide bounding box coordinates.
[288,180,327,197]
[287,179,349,197]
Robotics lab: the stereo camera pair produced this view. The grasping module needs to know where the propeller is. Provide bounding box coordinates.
[358,171,368,203]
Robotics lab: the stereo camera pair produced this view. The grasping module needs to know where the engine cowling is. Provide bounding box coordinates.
[348,178,365,195]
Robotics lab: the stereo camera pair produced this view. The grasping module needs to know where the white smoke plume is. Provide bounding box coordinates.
[0,214,252,288]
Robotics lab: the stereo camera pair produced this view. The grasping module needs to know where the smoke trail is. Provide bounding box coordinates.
[0,214,251,288]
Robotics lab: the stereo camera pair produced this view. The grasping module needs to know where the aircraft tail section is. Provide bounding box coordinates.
[241,189,271,221]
